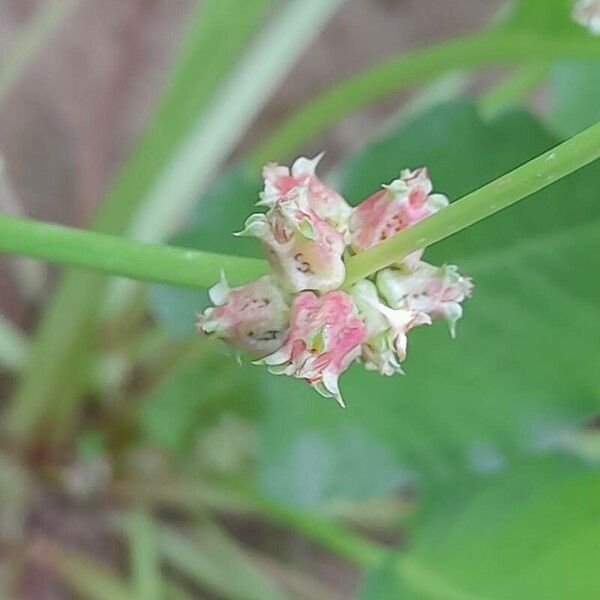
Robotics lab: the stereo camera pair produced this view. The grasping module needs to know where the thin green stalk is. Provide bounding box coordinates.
[344,120,600,285]
[246,496,386,567]
[479,62,550,119]
[0,0,81,109]
[1,123,597,294]
[250,32,600,167]
[7,24,600,443]
[114,478,386,568]
[0,214,265,288]
[0,315,27,372]
[128,510,162,600]
[129,0,344,245]
[34,540,134,600]
[158,522,286,600]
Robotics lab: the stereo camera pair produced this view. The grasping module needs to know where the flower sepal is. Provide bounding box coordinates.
[257,290,366,407]
[197,273,290,357]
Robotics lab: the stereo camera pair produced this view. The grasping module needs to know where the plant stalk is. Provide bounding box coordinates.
[344,120,600,285]
[0,214,265,289]
[250,32,600,167]
[1,122,598,293]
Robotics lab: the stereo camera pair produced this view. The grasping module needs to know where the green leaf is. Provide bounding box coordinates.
[160,521,286,600]
[548,59,600,136]
[258,102,600,508]
[496,0,585,38]
[140,350,261,454]
[46,542,134,600]
[128,510,162,600]
[359,460,600,599]
[355,556,404,600]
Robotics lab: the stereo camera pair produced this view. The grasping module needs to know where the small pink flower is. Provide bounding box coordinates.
[258,290,367,406]
[351,279,430,376]
[376,262,473,337]
[261,154,351,231]
[237,189,346,294]
[197,274,290,356]
[349,168,448,268]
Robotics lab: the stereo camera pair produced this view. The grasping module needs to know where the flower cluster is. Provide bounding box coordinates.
[197,154,473,406]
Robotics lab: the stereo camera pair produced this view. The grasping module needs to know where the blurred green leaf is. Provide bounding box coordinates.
[496,0,586,37]
[140,350,261,454]
[358,459,600,599]
[258,102,600,508]
[548,59,600,137]
[97,0,272,234]
[46,542,133,600]
[129,510,162,600]
[160,521,286,600]
[128,0,343,244]
[76,431,107,461]
[355,556,404,600]
[149,284,207,339]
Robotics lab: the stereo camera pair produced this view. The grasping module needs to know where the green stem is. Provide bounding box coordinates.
[249,32,600,166]
[9,25,599,445]
[0,214,265,288]
[1,123,597,293]
[344,120,600,285]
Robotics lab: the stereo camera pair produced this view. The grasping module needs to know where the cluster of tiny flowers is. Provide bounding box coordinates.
[573,0,600,34]
[197,154,473,406]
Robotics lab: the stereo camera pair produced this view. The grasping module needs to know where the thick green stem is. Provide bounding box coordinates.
[250,32,600,166]
[344,120,600,285]
[0,215,265,288]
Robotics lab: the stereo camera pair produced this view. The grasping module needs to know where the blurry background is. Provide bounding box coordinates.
[0,0,501,324]
[1,1,599,598]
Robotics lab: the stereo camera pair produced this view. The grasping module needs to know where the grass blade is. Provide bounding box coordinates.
[5,0,273,446]
[35,540,133,600]
[160,521,287,600]
[128,510,162,600]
